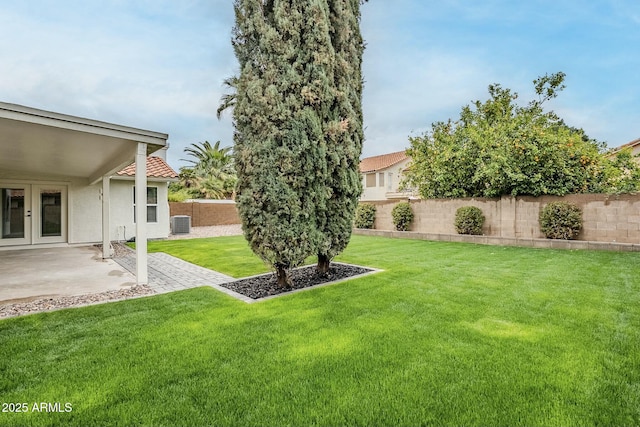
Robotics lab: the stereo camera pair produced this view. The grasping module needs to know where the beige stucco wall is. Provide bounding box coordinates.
[64,179,171,243]
[360,158,411,201]
[366,194,640,244]
[68,181,102,244]
[109,179,170,241]
[0,172,170,245]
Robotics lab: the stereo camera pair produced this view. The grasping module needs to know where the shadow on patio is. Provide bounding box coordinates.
[0,246,136,304]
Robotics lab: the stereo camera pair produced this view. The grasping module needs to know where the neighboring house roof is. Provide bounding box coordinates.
[614,137,640,151]
[607,137,640,158]
[116,156,179,179]
[360,151,409,173]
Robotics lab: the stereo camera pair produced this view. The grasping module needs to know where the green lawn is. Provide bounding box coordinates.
[1,235,639,426]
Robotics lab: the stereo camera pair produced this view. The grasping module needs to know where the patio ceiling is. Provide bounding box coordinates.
[0,102,168,184]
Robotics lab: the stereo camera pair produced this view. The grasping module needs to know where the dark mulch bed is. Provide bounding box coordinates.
[221,263,375,300]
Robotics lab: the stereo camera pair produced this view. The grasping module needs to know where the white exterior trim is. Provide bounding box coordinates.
[102,177,112,258]
[135,143,148,285]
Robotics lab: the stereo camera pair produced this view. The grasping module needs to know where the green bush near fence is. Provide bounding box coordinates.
[355,203,376,229]
[539,201,583,239]
[392,202,414,231]
[454,206,485,235]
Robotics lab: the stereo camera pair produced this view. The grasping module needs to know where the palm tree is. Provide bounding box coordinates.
[182,140,233,172]
[216,76,238,120]
[179,141,236,199]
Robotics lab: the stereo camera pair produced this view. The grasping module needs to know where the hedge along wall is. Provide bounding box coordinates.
[169,201,241,227]
[365,194,640,244]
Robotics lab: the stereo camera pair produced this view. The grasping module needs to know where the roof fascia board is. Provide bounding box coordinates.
[110,175,179,182]
[0,102,168,146]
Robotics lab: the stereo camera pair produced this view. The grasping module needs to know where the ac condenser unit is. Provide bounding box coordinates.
[171,215,191,234]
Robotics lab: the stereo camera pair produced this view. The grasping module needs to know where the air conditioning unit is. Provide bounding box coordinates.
[171,215,191,234]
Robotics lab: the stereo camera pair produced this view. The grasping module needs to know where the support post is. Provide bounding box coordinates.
[135,143,148,285]
[102,176,112,258]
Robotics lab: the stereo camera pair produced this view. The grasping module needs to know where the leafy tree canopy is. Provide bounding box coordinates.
[405,72,640,198]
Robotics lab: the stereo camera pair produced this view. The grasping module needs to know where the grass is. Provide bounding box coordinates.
[145,235,272,277]
[1,235,639,426]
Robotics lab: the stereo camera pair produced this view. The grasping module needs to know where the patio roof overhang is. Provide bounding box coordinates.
[0,101,169,285]
[0,102,168,184]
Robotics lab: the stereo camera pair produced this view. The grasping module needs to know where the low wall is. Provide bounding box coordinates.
[353,229,640,252]
[364,194,640,244]
[169,201,240,227]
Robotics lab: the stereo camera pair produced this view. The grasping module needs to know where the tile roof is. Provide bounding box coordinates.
[614,137,640,150]
[116,156,179,179]
[359,150,409,173]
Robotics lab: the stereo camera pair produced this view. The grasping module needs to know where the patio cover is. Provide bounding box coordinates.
[0,101,169,284]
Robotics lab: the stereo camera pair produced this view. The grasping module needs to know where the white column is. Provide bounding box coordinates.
[101,176,112,258]
[135,143,148,285]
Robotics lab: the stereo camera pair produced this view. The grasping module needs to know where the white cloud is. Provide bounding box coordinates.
[361,47,496,156]
[1,0,638,168]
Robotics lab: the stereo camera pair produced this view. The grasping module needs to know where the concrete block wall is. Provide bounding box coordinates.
[363,193,640,244]
[169,201,241,227]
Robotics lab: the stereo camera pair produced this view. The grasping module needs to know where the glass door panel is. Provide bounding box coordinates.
[2,188,25,238]
[40,189,62,237]
[33,185,66,244]
[0,185,31,246]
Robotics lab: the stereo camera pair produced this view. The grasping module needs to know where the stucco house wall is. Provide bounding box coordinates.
[360,159,411,201]
[1,171,173,245]
[359,151,412,202]
[68,180,103,244]
[0,101,174,284]
[1,156,177,250]
[110,179,171,241]
[0,170,98,245]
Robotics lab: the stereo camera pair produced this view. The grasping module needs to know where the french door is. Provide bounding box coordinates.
[0,183,67,247]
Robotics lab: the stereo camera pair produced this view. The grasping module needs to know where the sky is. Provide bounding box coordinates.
[1,0,639,172]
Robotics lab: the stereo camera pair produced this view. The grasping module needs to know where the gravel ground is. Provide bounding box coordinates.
[0,286,156,319]
[0,226,243,319]
[222,263,374,300]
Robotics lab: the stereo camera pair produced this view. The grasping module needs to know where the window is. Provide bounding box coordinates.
[133,187,158,223]
[387,172,393,191]
[366,173,376,187]
[378,173,384,187]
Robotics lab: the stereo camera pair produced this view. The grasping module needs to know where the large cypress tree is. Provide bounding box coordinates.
[232,0,365,285]
[316,0,364,273]
[233,0,331,286]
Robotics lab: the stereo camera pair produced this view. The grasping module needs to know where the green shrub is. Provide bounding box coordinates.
[354,203,376,229]
[168,188,192,202]
[539,202,583,240]
[392,202,414,231]
[455,206,485,235]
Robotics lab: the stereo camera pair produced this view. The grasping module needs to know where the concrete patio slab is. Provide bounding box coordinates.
[0,246,136,303]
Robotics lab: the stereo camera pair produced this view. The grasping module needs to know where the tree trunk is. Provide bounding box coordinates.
[317,254,330,276]
[275,265,291,288]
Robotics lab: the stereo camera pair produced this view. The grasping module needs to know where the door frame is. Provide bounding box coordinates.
[0,180,68,247]
[32,184,68,244]
[0,182,31,246]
